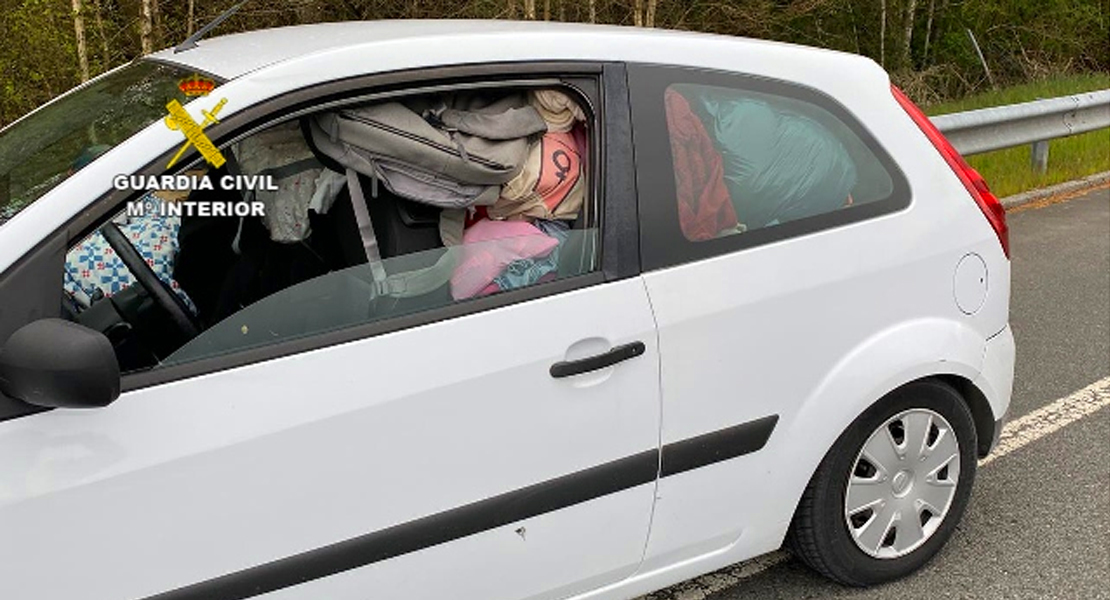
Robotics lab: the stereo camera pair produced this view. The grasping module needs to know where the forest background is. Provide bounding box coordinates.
[0,0,1107,127]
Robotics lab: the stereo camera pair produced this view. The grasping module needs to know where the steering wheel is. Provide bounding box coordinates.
[100,222,200,339]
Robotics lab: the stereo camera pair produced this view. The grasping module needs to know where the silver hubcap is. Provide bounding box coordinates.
[844,408,961,559]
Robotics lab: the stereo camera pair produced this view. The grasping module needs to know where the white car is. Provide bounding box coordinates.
[0,20,1014,600]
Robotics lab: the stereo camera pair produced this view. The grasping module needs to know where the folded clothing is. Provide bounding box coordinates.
[490,219,569,294]
[489,130,584,222]
[64,194,196,312]
[450,219,559,300]
[233,121,333,243]
[529,89,586,132]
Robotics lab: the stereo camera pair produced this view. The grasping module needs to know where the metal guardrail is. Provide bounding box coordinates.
[931,90,1110,172]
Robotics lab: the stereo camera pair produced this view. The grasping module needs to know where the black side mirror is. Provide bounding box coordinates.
[0,319,120,408]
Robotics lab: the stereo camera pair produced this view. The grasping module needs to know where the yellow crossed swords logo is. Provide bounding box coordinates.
[164,97,228,169]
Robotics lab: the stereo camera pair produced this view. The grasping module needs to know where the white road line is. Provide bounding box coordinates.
[980,375,1110,466]
[642,375,1110,599]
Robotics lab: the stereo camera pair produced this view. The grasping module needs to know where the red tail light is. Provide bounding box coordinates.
[891,85,1010,258]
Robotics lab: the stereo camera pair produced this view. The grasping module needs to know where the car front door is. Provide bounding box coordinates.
[0,64,660,600]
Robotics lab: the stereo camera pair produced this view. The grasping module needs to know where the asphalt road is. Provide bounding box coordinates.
[653,187,1110,600]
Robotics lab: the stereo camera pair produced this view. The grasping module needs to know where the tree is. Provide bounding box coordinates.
[879,0,887,66]
[920,0,934,64]
[901,0,918,68]
[72,0,90,81]
[92,0,110,67]
[3,0,1109,128]
[150,0,161,48]
[140,0,153,54]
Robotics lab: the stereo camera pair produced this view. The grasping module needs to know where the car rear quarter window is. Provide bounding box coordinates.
[628,64,909,271]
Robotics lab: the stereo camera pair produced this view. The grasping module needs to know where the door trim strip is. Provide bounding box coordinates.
[139,415,777,600]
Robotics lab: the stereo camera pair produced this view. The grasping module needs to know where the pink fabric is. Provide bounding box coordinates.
[451,219,558,300]
[534,131,582,213]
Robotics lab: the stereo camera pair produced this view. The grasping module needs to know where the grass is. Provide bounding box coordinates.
[923,73,1110,198]
[924,73,1110,116]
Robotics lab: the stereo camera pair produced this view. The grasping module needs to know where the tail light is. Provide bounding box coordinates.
[891,85,1010,258]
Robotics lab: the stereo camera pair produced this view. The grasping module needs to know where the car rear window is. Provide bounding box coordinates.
[662,82,895,242]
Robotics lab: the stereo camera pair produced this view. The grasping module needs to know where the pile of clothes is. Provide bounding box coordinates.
[446,90,586,299]
[303,87,590,301]
[664,85,858,240]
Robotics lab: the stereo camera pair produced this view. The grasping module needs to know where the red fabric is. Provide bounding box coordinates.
[664,89,739,241]
[464,206,489,229]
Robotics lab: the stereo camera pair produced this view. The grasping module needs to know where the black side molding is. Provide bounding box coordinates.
[139,449,659,600]
[660,414,779,477]
[138,414,778,600]
[550,341,646,378]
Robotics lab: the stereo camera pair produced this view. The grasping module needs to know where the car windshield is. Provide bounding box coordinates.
[0,61,221,225]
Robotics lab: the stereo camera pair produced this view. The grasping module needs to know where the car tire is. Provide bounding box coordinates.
[786,378,978,586]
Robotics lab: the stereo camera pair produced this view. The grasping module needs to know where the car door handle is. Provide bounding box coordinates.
[549,341,646,379]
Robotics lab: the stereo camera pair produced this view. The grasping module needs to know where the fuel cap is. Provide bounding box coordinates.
[954,253,988,315]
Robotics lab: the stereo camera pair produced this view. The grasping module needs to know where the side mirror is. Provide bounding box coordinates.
[0,319,120,408]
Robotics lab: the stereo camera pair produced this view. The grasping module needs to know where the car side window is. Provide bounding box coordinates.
[664,83,894,240]
[629,64,909,270]
[60,84,600,374]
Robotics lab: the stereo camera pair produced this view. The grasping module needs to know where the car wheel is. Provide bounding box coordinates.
[786,378,978,586]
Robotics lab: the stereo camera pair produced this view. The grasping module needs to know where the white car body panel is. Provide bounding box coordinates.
[0,278,662,600]
[630,72,1011,574]
[0,21,1013,600]
[976,324,1016,420]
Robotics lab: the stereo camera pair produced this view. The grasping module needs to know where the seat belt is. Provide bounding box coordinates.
[346,167,458,298]
[346,168,388,282]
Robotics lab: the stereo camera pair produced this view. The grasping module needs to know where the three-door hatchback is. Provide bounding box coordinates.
[0,21,1014,600]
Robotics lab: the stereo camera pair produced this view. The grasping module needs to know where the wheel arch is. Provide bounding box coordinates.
[933,373,997,459]
[757,317,990,550]
[781,372,986,520]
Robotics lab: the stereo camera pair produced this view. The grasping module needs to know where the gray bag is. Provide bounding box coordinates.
[309,93,547,209]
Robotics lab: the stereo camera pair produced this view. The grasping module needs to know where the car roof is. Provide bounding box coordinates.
[148,20,869,81]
